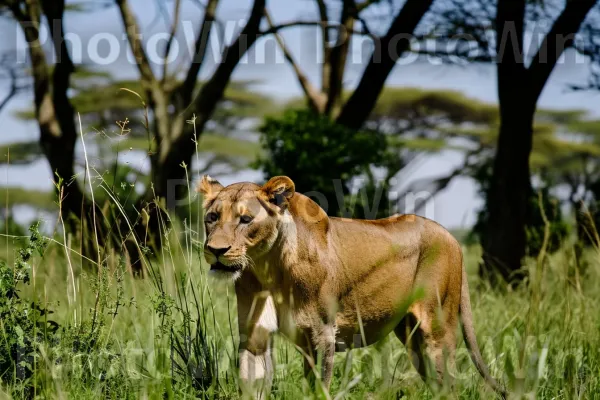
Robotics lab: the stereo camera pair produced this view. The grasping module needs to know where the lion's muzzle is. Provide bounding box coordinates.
[210,261,242,273]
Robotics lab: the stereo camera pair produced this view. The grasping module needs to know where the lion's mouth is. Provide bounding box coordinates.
[210,261,241,273]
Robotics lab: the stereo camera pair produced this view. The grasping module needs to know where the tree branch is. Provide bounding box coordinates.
[0,70,18,114]
[495,0,527,108]
[166,0,266,163]
[264,9,325,112]
[324,0,355,116]
[356,0,379,13]
[115,0,156,85]
[396,147,481,214]
[260,20,374,37]
[407,0,495,64]
[162,0,182,83]
[337,0,435,129]
[314,0,330,93]
[0,54,28,114]
[348,0,377,37]
[192,0,265,118]
[181,0,220,103]
[527,0,597,102]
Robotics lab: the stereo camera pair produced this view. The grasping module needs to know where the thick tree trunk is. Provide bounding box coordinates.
[39,126,83,221]
[129,132,192,255]
[13,0,82,223]
[479,0,596,286]
[480,102,535,284]
[148,135,195,209]
[43,0,86,227]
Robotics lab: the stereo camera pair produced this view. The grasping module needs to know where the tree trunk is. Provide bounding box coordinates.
[479,0,597,286]
[148,133,196,209]
[480,102,535,284]
[12,0,83,225]
[39,126,83,222]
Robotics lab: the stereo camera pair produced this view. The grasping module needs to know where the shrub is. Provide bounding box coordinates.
[254,109,392,217]
[0,223,58,395]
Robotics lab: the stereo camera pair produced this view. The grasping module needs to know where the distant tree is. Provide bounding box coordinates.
[543,117,600,250]
[263,1,503,219]
[0,69,268,263]
[484,0,598,283]
[0,0,108,265]
[470,159,570,260]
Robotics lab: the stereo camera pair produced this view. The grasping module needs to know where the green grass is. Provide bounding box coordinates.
[2,211,600,399]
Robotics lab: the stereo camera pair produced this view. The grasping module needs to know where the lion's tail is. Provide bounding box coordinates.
[460,264,507,399]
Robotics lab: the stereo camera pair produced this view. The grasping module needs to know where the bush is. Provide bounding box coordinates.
[0,223,143,398]
[254,109,392,217]
[0,223,58,395]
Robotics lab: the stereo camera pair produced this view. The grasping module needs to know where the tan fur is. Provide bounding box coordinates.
[198,175,506,399]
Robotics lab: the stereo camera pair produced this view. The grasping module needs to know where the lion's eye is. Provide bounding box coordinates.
[205,212,219,223]
[240,215,253,224]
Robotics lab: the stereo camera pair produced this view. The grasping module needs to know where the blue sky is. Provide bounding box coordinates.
[1,0,599,228]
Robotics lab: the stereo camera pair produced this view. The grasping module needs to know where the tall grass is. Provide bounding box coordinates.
[1,118,600,399]
[3,216,600,399]
[2,201,600,399]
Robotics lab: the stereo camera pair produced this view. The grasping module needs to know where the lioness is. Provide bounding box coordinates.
[198,175,506,399]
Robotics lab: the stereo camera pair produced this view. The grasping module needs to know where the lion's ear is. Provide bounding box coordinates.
[261,176,295,210]
[196,175,223,206]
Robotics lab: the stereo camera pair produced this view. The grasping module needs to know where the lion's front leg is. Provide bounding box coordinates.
[236,278,278,399]
[239,340,274,400]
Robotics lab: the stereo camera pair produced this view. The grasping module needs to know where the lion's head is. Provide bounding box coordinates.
[197,175,296,280]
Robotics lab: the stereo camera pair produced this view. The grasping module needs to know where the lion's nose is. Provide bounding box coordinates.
[207,245,231,257]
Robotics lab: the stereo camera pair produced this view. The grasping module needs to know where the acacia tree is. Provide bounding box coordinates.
[484,0,598,283]
[2,0,88,233]
[255,0,439,219]
[1,0,268,259]
[415,0,600,283]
